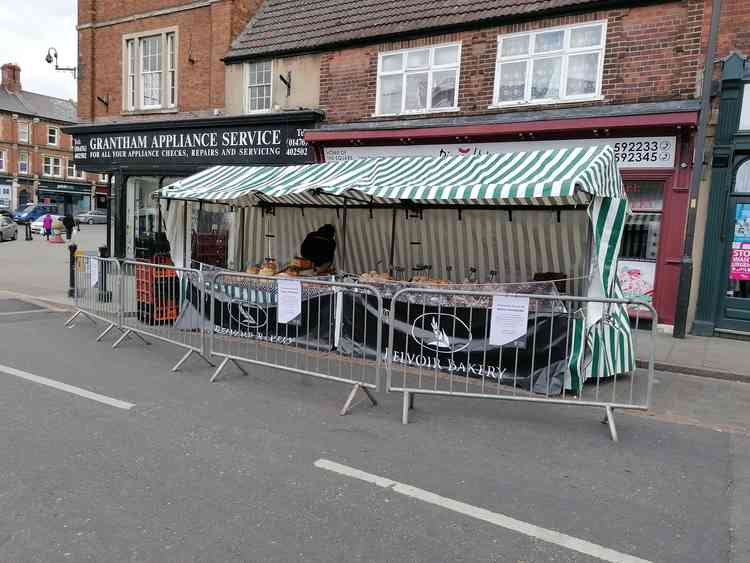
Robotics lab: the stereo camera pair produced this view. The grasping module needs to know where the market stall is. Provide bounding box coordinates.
[159,145,633,392]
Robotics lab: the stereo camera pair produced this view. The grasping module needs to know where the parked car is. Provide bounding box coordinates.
[13,203,59,224]
[0,208,12,218]
[30,214,62,234]
[75,209,108,225]
[0,215,18,241]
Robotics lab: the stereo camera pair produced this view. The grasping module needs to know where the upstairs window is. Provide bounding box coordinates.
[18,121,29,143]
[0,150,5,171]
[124,29,177,111]
[43,156,62,177]
[67,160,84,179]
[18,151,29,174]
[246,61,273,112]
[376,43,461,115]
[48,126,59,146]
[493,22,606,106]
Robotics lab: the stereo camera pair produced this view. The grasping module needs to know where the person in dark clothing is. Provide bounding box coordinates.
[300,224,336,272]
[62,214,76,240]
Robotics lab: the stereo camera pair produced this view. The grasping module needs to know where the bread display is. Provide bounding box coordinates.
[360,271,393,282]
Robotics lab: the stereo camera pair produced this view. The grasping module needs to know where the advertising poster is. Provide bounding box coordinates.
[730,203,750,281]
[617,260,656,304]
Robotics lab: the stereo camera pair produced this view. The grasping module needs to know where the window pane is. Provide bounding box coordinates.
[381,53,403,72]
[407,49,429,69]
[531,57,561,99]
[404,72,428,111]
[497,60,527,102]
[570,24,603,48]
[379,74,403,113]
[434,45,459,66]
[566,52,599,96]
[736,160,750,193]
[534,30,564,53]
[501,35,529,57]
[431,69,456,108]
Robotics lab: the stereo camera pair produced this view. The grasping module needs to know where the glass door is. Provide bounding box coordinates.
[717,158,750,332]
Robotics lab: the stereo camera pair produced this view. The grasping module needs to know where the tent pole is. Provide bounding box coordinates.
[239,207,246,270]
[341,198,348,273]
[183,202,188,268]
[388,208,397,275]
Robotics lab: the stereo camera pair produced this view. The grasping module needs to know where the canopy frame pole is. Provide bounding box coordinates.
[341,197,348,273]
[239,207,246,271]
[182,201,188,268]
[388,208,397,276]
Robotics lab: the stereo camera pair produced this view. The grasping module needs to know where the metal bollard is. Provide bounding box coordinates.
[97,245,112,302]
[68,243,77,298]
[25,221,32,241]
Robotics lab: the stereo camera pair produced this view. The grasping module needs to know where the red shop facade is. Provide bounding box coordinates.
[306,108,698,325]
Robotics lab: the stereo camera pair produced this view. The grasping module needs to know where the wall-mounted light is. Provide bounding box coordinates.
[45,47,78,79]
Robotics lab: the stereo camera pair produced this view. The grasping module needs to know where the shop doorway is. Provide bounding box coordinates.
[717,158,750,333]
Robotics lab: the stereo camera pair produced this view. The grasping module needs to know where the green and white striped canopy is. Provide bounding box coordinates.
[160,145,625,206]
[161,144,635,388]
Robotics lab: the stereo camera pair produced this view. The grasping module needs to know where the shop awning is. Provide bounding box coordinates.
[160,145,625,207]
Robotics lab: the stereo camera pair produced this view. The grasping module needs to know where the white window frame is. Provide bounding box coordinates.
[43,156,62,178]
[48,126,59,146]
[18,151,29,175]
[122,28,178,112]
[491,21,607,108]
[99,173,110,183]
[67,159,84,179]
[244,60,274,114]
[375,43,462,117]
[0,150,6,172]
[18,121,30,143]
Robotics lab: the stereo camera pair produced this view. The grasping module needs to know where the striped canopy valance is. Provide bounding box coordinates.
[160,145,625,207]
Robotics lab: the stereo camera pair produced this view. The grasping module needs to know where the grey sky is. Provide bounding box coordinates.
[0,0,77,100]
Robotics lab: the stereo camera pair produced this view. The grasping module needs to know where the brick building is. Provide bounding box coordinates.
[0,63,105,214]
[225,0,707,326]
[66,0,320,259]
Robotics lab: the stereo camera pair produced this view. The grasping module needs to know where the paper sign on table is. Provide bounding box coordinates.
[489,295,529,346]
[277,279,302,324]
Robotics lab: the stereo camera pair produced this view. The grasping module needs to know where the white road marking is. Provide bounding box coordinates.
[0,363,135,411]
[0,309,50,316]
[315,458,653,563]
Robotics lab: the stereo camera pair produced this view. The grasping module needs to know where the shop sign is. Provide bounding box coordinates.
[617,259,656,304]
[730,203,750,281]
[72,123,314,167]
[324,136,677,169]
[38,181,92,195]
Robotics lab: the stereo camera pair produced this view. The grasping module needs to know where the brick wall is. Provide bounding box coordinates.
[710,0,750,58]
[77,0,260,123]
[319,0,704,124]
[0,113,100,187]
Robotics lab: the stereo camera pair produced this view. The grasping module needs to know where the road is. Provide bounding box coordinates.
[0,230,748,562]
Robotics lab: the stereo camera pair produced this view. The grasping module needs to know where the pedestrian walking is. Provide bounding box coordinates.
[42,213,53,241]
[62,214,75,240]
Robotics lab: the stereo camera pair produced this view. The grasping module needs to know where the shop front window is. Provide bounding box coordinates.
[727,160,750,300]
[617,180,664,306]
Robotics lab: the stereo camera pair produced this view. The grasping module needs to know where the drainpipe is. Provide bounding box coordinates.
[673,0,722,338]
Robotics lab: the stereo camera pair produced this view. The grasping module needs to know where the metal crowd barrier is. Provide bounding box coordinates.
[65,255,122,342]
[208,272,383,415]
[66,258,657,439]
[115,259,214,372]
[385,287,657,441]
